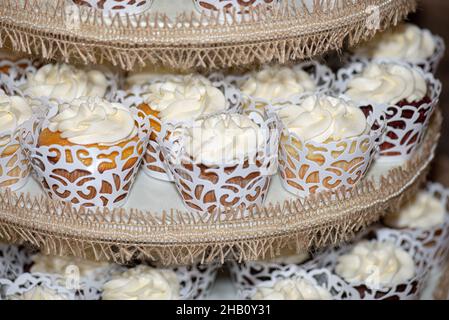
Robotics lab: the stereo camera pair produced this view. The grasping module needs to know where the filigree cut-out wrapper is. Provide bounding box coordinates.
[0,57,121,103]
[113,73,244,182]
[158,108,280,214]
[318,228,429,300]
[335,59,442,163]
[19,102,151,208]
[0,243,30,281]
[0,125,31,191]
[227,263,361,300]
[192,0,281,18]
[173,263,220,300]
[345,32,445,75]
[70,0,154,15]
[226,60,335,111]
[380,183,449,271]
[276,95,385,198]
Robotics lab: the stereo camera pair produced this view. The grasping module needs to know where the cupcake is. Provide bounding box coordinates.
[19,63,109,101]
[276,94,383,198]
[22,96,150,208]
[352,23,445,74]
[133,73,237,181]
[228,249,311,292]
[0,91,33,190]
[339,61,441,161]
[331,239,425,300]
[28,253,113,281]
[159,111,279,213]
[233,62,334,103]
[383,186,449,269]
[101,265,180,300]
[251,277,332,300]
[8,284,69,300]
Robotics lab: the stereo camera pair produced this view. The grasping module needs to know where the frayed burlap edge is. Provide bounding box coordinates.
[0,111,441,266]
[0,0,417,71]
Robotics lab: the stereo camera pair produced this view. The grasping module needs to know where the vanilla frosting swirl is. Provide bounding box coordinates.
[252,278,332,300]
[21,63,108,101]
[10,286,67,300]
[277,95,367,143]
[355,24,436,61]
[384,191,445,229]
[125,67,182,87]
[47,97,138,145]
[335,241,415,288]
[240,65,316,100]
[267,250,310,264]
[345,63,427,105]
[30,254,111,278]
[177,113,264,165]
[142,74,226,122]
[102,265,180,300]
[0,92,32,133]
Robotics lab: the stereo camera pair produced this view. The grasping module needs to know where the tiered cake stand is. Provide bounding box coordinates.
[3,0,448,300]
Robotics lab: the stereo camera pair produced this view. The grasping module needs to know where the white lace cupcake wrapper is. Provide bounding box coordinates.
[0,57,121,103]
[19,102,151,208]
[275,94,386,198]
[69,0,154,16]
[0,272,104,300]
[0,243,31,281]
[226,60,335,106]
[173,263,221,300]
[316,227,430,300]
[112,73,245,182]
[343,33,445,75]
[233,266,361,300]
[379,182,449,271]
[335,58,442,163]
[158,108,281,214]
[0,126,31,191]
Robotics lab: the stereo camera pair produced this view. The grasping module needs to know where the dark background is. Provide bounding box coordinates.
[411,0,449,184]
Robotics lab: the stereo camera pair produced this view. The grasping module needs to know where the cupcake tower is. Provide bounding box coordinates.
[0,23,442,213]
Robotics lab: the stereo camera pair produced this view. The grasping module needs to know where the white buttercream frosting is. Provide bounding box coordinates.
[345,62,427,105]
[30,254,111,278]
[47,97,138,145]
[21,63,108,101]
[335,241,415,288]
[10,286,67,300]
[267,251,310,265]
[125,67,183,87]
[240,65,317,100]
[142,74,226,122]
[0,92,32,133]
[277,95,367,143]
[384,191,445,229]
[102,265,180,300]
[252,278,332,300]
[176,113,264,165]
[355,24,436,61]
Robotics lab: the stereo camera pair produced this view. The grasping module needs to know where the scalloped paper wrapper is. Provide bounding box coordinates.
[317,228,429,300]
[345,32,445,75]
[0,126,31,191]
[381,183,449,271]
[112,73,245,182]
[158,108,280,214]
[19,101,151,208]
[335,59,442,163]
[70,0,154,15]
[0,57,121,102]
[276,95,385,198]
[226,60,335,108]
[232,266,361,300]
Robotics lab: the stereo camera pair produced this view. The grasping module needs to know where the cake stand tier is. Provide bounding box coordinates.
[0,111,441,266]
[0,0,417,71]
